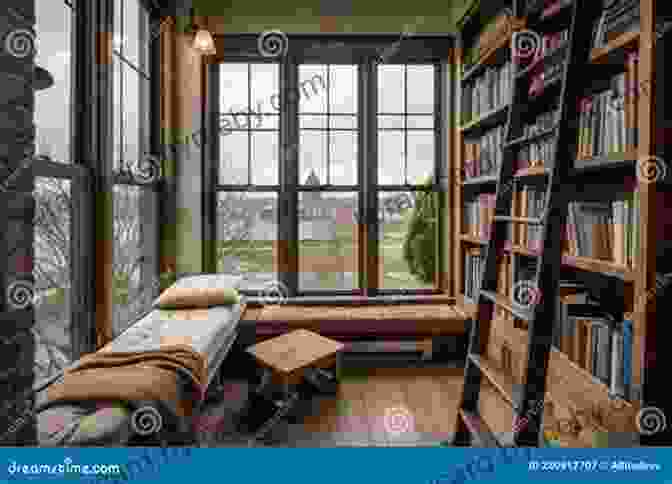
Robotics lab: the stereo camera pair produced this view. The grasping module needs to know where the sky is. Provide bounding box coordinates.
[33,0,435,187]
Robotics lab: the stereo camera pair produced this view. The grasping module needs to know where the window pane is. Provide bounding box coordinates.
[300,115,327,129]
[251,132,278,185]
[33,177,72,381]
[378,115,404,130]
[113,0,122,52]
[112,56,122,171]
[35,0,73,163]
[378,131,404,185]
[251,64,279,111]
[299,65,327,113]
[220,64,249,116]
[379,191,436,290]
[112,186,158,336]
[407,115,434,129]
[329,65,357,113]
[216,192,278,291]
[407,65,434,113]
[123,0,149,70]
[220,132,248,185]
[300,131,327,185]
[407,131,434,184]
[299,192,359,291]
[122,63,141,169]
[329,132,357,185]
[377,65,404,113]
[329,115,357,130]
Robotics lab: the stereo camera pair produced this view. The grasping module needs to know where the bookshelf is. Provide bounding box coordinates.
[453,0,668,446]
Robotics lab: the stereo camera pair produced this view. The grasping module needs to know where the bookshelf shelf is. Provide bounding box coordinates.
[460,104,510,136]
[590,30,640,64]
[462,175,498,186]
[573,150,638,172]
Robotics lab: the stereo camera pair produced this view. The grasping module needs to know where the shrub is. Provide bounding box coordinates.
[403,177,438,284]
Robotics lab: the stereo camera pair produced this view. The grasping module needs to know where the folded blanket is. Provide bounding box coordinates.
[37,345,207,424]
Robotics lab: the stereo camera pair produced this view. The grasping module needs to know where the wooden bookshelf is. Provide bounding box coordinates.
[453,0,662,447]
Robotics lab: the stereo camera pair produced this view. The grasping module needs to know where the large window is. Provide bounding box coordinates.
[32,0,78,381]
[211,39,447,297]
[111,0,159,335]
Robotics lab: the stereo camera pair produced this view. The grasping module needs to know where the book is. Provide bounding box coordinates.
[622,314,633,399]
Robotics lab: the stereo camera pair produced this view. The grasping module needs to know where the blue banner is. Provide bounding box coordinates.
[0,448,669,484]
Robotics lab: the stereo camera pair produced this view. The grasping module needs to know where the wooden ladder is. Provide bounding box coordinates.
[452,0,607,447]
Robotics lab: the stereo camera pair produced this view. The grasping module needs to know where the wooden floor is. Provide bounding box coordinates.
[296,366,463,446]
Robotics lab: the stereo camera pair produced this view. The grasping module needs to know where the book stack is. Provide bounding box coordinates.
[461,62,512,125]
[464,193,496,240]
[577,72,637,159]
[566,194,639,267]
[593,0,639,48]
[464,126,506,179]
[512,186,546,252]
[551,289,633,399]
[464,248,484,301]
[516,109,560,171]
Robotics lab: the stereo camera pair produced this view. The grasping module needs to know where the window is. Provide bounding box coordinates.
[32,0,78,380]
[216,64,280,291]
[112,0,159,336]
[210,37,448,298]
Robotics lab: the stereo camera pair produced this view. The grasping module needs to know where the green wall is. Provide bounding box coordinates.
[192,0,474,33]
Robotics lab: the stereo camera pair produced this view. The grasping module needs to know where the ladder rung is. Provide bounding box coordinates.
[479,290,534,321]
[504,126,557,149]
[493,216,544,224]
[468,354,525,411]
[458,409,501,447]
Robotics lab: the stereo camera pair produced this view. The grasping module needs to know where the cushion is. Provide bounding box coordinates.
[153,274,242,308]
[154,286,240,309]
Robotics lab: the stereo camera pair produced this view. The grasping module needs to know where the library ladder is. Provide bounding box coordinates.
[452,0,606,447]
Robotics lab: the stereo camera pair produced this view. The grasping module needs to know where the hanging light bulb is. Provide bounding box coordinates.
[193,28,216,55]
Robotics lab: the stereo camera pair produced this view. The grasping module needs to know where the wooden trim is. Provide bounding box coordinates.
[453,42,464,303]
[632,0,657,409]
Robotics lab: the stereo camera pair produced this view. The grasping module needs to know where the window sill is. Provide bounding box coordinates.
[244,294,455,307]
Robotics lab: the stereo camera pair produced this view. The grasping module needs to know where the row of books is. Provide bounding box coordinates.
[463,194,496,241]
[463,126,506,179]
[512,186,546,252]
[461,62,513,125]
[566,195,639,267]
[578,62,639,158]
[463,249,484,302]
[593,0,639,48]
[552,289,633,399]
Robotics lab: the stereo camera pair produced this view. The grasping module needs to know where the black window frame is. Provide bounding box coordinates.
[109,0,163,336]
[206,35,452,300]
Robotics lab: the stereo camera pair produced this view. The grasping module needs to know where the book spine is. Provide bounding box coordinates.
[622,315,633,399]
[610,324,626,398]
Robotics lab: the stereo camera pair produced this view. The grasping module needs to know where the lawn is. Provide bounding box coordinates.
[216,218,432,290]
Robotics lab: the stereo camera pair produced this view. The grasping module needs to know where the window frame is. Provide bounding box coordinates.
[109,0,162,336]
[206,35,452,299]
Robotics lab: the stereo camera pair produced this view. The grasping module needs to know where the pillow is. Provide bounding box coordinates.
[153,274,242,308]
[154,286,240,309]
